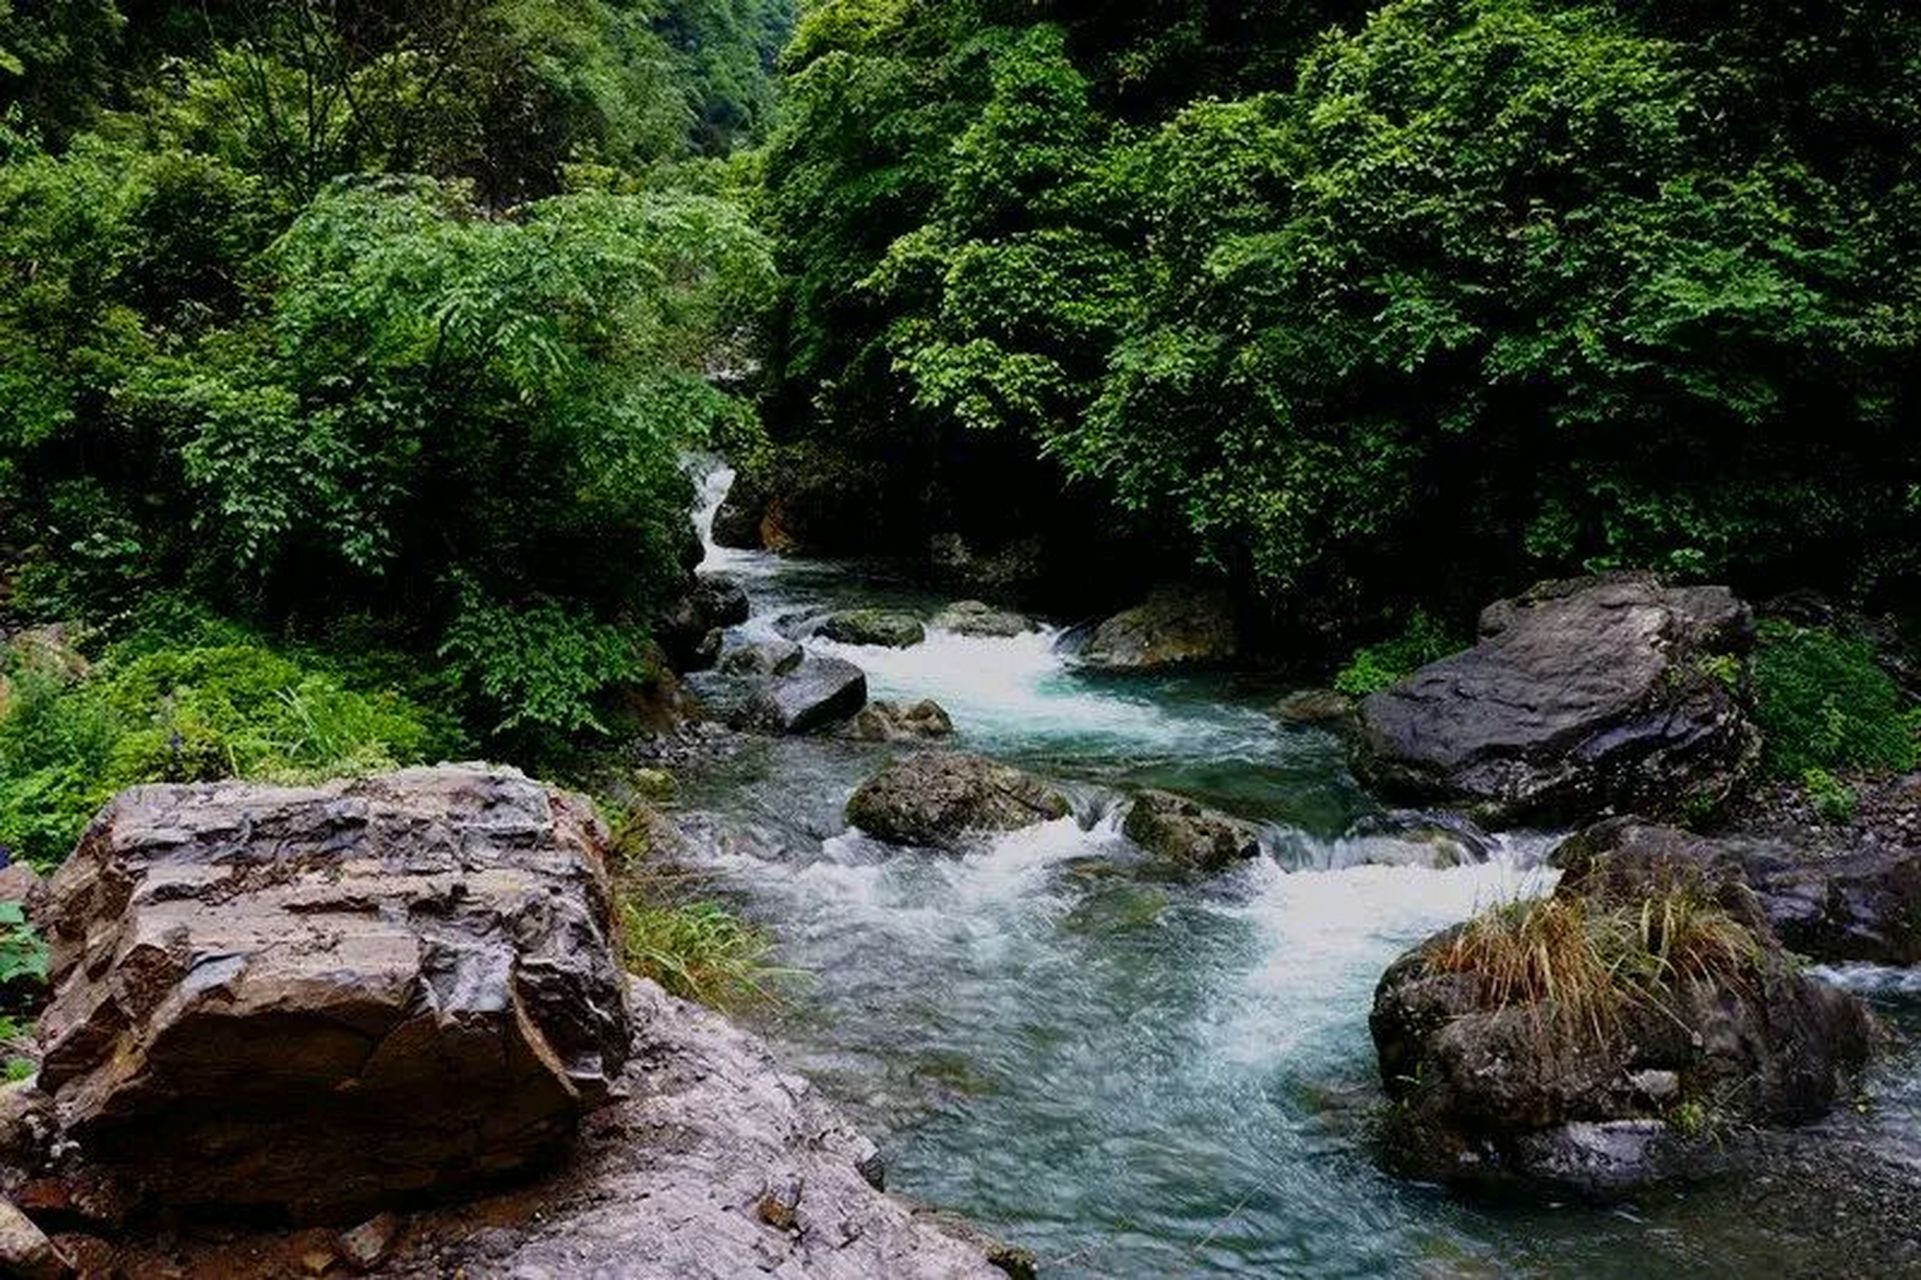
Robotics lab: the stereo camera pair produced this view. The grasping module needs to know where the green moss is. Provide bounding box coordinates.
[1750,621,1920,778]
[1333,610,1463,697]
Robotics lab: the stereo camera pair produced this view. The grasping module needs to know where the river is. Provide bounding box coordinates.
[668,464,1921,1279]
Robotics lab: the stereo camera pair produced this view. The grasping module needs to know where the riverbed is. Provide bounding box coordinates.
[668,466,1921,1278]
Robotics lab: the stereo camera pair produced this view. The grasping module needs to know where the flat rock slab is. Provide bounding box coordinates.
[36,765,632,1220]
[96,980,1016,1279]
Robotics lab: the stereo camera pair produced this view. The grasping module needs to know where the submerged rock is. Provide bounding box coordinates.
[734,654,868,733]
[845,751,1069,847]
[930,600,1036,638]
[1123,790,1264,872]
[35,765,632,1221]
[842,698,955,742]
[1371,848,1874,1195]
[1077,586,1238,672]
[1272,688,1356,728]
[816,609,926,649]
[1356,574,1758,826]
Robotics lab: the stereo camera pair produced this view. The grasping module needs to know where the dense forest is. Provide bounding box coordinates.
[3,0,1919,846]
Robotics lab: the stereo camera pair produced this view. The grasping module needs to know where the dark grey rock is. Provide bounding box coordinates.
[718,638,804,677]
[734,655,868,734]
[846,751,1070,848]
[1356,574,1759,825]
[659,574,752,672]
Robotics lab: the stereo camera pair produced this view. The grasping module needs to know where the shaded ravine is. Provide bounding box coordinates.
[669,464,1921,1278]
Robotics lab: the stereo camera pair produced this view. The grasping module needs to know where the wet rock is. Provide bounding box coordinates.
[1371,854,1874,1196]
[911,1208,1039,1280]
[658,574,751,672]
[0,1196,70,1280]
[35,765,632,1221]
[1356,574,1758,826]
[846,751,1070,848]
[1273,688,1356,728]
[711,469,772,550]
[734,655,868,734]
[1555,815,1921,966]
[841,699,954,743]
[1078,586,1239,672]
[718,637,803,677]
[930,601,1036,638]
[1331,811,1498,870]
[1123,790,1263,872]
[816,609,926,649]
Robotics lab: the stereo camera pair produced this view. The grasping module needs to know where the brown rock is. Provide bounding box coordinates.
[1079,587,1239,672]
[845,752,1070,848]
[35,765,632,1221]
[336,1213,402,1272]
[0,1196,71,1280]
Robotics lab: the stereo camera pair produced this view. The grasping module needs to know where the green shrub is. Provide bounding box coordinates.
[1751,622,1921,779]
[1801,766,1860,824]
[1333,610,1463,696]
[621,899,790,1012]
[0,622,456,868]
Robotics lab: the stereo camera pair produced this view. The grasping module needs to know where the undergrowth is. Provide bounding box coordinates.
[621,899,792,1013]
[1334,610,1463,696]
[1750,620,1920,779]
[0,607,459,868]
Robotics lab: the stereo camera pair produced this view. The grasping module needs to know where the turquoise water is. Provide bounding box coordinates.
[674,466,1921,1278]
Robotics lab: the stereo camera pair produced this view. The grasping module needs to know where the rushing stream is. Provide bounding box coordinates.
[670,465,1921,1278]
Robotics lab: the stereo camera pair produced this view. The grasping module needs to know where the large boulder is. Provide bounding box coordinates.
[816,609,926,649]
[734,654,867,734]
[1077,587,1238,672]
[34,766,632,1221]
[1371,851,1873,1195]
[846,751,1070,848]
[1123,791,1264,872]
[1356,574,1759,825]
[1556,814,1921,967]
[718,637,804,677]
[711,468,773,550]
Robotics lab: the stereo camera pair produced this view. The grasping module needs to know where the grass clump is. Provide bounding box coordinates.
[1334,609,1462,696]
[620,899,792,1013]
[1750,620,1920,779]
[0,612,459,868]
[1429,886,1764,1038]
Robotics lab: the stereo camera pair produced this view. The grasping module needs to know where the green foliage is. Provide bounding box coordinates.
[0,902,47,987]
[1750,622,1921,779]
[0,618,455,868]
[1801,767,1860,825]
[1333,610,1462,696]
[765,0,1921,624]
[621,898,790,1011]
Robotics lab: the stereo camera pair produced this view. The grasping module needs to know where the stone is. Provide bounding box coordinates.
[1328,811,1497,870]
[1370,857,1874,1195]
[0,1196,71,1280]
[845,751,1070,848]
[0,861,44,919]
[1272,689,1356,728]
[658,574,752,672]
[1356,574,1759,825]
[1123,791,1264,872]
[734,655,868,734]
[841,699,954,742]
[336,1212,403,1271]
[929,601,1036,638]
[815,609,926,649]
[3,625,90,685]
[711,469,771,550]
[717,637,803,677]
[98,980,1009,1279]
[35,765,632,1221]
[0,1082,54,1175]
[1077,587,1239,672]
